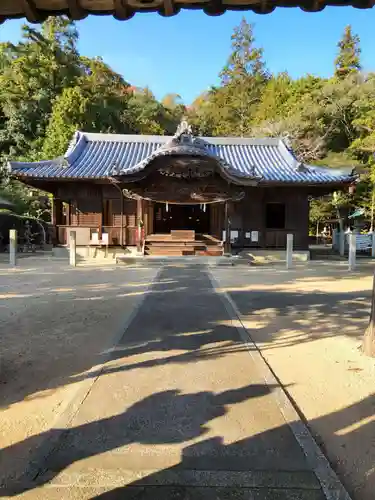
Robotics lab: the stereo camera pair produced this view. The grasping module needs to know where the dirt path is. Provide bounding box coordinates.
[0,260,159,486]
[211,263,375,500]
[1,264,343,499]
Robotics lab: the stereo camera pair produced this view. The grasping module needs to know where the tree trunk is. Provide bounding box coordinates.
[363,271,375,357]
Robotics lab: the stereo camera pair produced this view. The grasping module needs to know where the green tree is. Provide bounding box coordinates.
[334,25,361,79]
[220,18,267,85]
[161,93,186,129]
[43,59,133,158]
[219,18,268,136]
[309,197,335,237]
[0,17,80,163]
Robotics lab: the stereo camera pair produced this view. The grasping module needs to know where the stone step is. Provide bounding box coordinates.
[116,256,236,266]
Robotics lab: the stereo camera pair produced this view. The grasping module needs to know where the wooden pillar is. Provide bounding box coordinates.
[144,200,153,237]
[100,187,104,238]
[137,197,143,252]
[51,196,57,226]
[120,192,124,247]
[224,201,231,255]
[148,201,154,236]
[260,188,266,249]
[66,202,71,226]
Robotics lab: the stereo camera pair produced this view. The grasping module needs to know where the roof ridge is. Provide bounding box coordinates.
[76,131,284,147]
[64,131,88,165]
[277,138,303,170]
[81,132,171,143]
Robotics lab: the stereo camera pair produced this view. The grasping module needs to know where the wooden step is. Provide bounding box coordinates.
[145,249,195,256]
[145,246,223,256]
[144,233,223,257]
[145,245,196,251]
[195,249,223,256]
[145,243,206,250]
[171,230,195,240]
[145,240,204,246]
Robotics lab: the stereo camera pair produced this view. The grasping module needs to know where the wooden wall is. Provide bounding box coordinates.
[52,182,310,249]
[54,182,138,246]
[232,186,310,250]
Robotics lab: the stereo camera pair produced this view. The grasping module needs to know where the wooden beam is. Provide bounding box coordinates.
[300,0,325,11]
[113,0,134,20]
[21,0,40,23]
[162,0,175,16]
[203,0,225,16]
[260,0,267,12]
[67,0,87,20]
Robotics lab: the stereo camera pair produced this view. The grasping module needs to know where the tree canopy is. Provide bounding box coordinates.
[0,18,185,216]
[0,19,374,229]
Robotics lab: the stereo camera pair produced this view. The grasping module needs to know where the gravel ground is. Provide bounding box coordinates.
[211,262,375,500]
[0,258,159,486]
[2,257,375,500]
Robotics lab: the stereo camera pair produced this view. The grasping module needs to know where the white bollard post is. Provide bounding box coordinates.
[372,232,375,258]
[286,233,293,269]
[9,229,17,267]
[332,229,338,250]
[69,231,76,267]
[339,231,345,257]
[348,233,356,271]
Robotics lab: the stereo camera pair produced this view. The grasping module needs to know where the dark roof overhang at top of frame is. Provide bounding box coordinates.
[0,0,374,24]
[8,122,356,188]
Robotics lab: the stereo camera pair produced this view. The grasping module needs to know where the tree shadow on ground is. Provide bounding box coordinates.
[225,286,371,348]
[1,265,375,500]
[90,392,375,500]
[1,265,372,409]
[1,383,286,494]
[0,269,225,408]
[2,386,375,500]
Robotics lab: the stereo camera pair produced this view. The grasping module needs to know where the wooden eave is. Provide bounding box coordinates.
[0,0,374,24]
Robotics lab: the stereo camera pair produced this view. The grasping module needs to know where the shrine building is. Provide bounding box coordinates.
[9,122,355,257]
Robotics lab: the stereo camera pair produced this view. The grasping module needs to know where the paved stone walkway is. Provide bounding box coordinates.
[6,266,331,499]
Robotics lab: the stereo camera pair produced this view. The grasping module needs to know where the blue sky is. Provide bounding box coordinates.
[0,8,374,103]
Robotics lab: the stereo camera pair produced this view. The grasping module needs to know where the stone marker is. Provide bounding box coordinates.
[9,229,17,266]
[363,271,375,357]
[339,231,345,257]
[69,230,76,267]
[348,232,356,271]
[286,233,293,269]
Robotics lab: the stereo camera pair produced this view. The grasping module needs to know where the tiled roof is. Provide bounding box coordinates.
[9,131,355,186]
